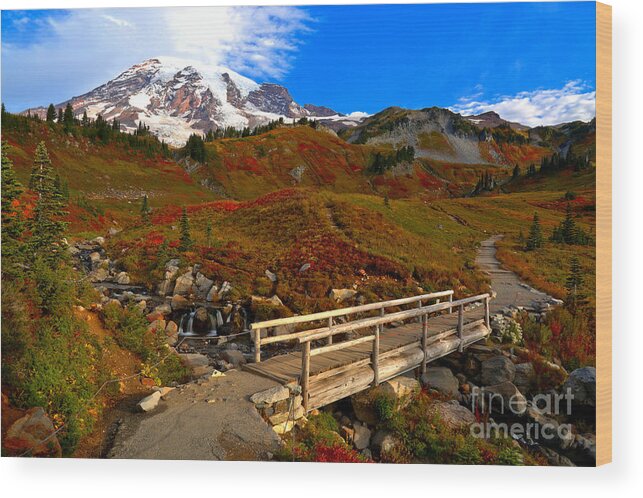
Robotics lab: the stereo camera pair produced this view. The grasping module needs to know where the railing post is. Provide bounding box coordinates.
[457,305,464,352]
[301,341,311,412]
[254,328,262,363]
[327,317,333,345]
[372,325,380,386]
[448,293,453,313]
[421,313,428,375]
[417,299,423,323]
[484,296,490,330]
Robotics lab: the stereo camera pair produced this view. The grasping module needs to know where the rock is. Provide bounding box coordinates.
[180,353,211,376]
[173,271,194,296]
[526,406,574,450]
[147,319,166,334]
[268,406,305,426]
[115,272,130,285]
[165,321,178,335]
[371,429,398,457]
[514,362,535,394]
[485,381,527,415]
[137,391,162,412]
[433,400,477,429]
[330,288,357,302]
[192,307,212,334]
[265,269,277,282]
[562,367,596,408]
[89,267,109,282]
[352,422,371,450]
[146,310,165,323]
[153,386,175,399]
[154,303,172,316]
[89,251,102,267]
[92,236,106,246]
[268,295,283,307]
[420,367,460,397]
[171,294,189,311]
[480,356,515,385]
[218,281,232,297]
[250,386,290,405]
[206,285,219,302]
[272,420,296,435]
[194,273,214,298]
[220,349,246,369]
[538,446,576,466]
[351,376,420,425]
[157,279,174,296]
[4,407,62,457]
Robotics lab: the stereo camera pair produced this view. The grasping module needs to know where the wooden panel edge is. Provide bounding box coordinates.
[595,0,612,467]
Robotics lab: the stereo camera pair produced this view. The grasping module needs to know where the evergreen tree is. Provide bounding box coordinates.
[57,108,64,124]
[526,212,543,251]
[179,207,192,252]
[28,142,69,262]
[81,111,89,127]
[512,164,520,180]
[46,104,56,123]
[1,143,25,262]
[140,194,151,224]
[383,194,390,208]
[205,219,213,248]
[565,256,585,310]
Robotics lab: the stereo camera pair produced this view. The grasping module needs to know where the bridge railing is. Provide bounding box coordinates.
[296,292,490,410]
[250,290,455,363]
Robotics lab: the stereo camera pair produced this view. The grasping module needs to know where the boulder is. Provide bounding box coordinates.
[250,386,290,405]
[485,381,527,416]
[370,429,398,457]
[157,279,174,296]
[514,362,535,394]
[173,271,194,296]
[165,320,178,335]
[432,400,476,429]
[137,391,162,412]
[218,281,232,297]
[206,285,219,302]
[171,294,189,311]
[562,367,596,408]
[4,407,62,457]
[352,422,371,450]
[220,349,246,369]
[92,236,106,246]
[147,319,166,334]
[351,376,420,425]
[192,307,212,334]
[89,267,109,282]
[526,405,574,450]
[330,288,357,302]
[180,353,211,377]
[194,273,214,298]
[480,355,515,385]
[115,272,130,285]
[154,303,172,316]
[265,269,277,282]
[420,367,460,397]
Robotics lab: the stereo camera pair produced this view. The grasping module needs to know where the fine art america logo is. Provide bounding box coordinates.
[469,386,574,443]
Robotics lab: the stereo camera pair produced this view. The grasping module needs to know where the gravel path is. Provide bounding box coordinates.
[476,235,556,313]
[108,369,283,461]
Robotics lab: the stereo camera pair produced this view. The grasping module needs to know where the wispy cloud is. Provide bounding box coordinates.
[1,6,313,111]
[451,81,596,126]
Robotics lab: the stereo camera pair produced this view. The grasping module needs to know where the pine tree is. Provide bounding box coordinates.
[28,142,69,262]
[512,164,520,179]
[46,104,56,123]
[140,194,151,224]
[179,207,192,252]
[81,111,89,127]
[526,212,543,251]
[383,194,390,208]
[565,256,585,310]
[205,219,213,248]
[57,108,63,124]
[561,203,576,243]
[63,103,74,130]
[1,142,25,261]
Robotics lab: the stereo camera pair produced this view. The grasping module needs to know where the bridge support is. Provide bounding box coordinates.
[457,305,464,352]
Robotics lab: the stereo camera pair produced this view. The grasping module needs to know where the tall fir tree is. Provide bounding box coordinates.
[28,142,69,262]
[179,207,192,252]
[1,143,25,262]
[565,256,585,310]
[46,104,56,123]
[57,108,63,124]
[526,212,543,251]
[140,194,151,224]
[63,103,74,131]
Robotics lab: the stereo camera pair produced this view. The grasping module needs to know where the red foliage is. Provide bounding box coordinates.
[295,443,372,463]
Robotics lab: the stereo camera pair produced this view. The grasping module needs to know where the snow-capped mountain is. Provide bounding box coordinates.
[31,57,365,146]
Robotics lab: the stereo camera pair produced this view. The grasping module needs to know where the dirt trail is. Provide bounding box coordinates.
[476,235,556,313]
[107,369,283,461]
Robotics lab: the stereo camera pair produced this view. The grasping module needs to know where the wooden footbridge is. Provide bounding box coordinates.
[244,291,491,411]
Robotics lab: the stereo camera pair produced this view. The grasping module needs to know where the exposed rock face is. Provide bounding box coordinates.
[484,381,527,415]
[480,356,516,385]
[250,386,290,405]
[4,407,62,457]
[562,367,596,408]
[513,362,535,395]
[420,367,460,397]
[173,271,194,296]
[34,57,349,147]
[432,400,476,429]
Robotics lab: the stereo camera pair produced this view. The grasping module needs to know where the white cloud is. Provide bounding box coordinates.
[450,81,596,126]
[2,6,312,111]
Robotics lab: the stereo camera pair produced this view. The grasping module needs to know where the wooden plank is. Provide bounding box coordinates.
[310,335,375,356]
[250,290,454,329]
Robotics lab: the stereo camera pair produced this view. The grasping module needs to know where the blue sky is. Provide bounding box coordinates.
[1,2,596,125]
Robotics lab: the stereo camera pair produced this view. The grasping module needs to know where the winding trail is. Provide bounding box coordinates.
[476,235,556,313]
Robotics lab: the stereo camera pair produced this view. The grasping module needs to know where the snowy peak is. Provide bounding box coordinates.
[52,56,352,146]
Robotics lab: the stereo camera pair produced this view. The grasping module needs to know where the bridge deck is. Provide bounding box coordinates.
[244,308,486,393]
